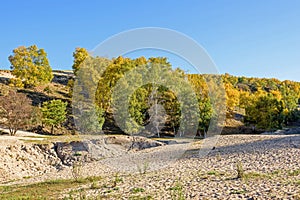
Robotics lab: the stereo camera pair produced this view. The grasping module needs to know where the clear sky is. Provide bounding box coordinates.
[0,0,300,81]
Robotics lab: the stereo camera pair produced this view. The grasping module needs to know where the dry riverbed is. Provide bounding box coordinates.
[0,132,299,199]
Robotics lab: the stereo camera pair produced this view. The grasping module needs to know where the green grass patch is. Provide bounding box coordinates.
[230,189,248,195]
[131,187,145,194]
[168,182,185,200]
[270,170,281,176]
[207,170,218,176]
[129,195,153,200]
[0,176,102,199]
[295,180,300,185]
[288,169,300,176]
[242,172,271,180]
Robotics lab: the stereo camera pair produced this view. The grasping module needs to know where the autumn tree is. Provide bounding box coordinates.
[111,57,199,137]
[72,47,89,76]
[67,47,90,97]
[8,45,53,88]
[245,95,284,130]
[41,100,67,134]
[0,91,33,135]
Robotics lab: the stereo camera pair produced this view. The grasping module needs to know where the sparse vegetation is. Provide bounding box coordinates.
[242,171,271,181]
[137,161,150,175]
[0,178,94,199]
[236,161,244,179]
[131,187,145,194]
[112,172,123,188]
[169,181,185,200]
[288,169,300,176]
[71,161,83,182]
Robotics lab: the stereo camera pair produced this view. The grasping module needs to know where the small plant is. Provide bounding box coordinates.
[131,187,145,194]
[129,195,153,200]
[236,161,244,179]
[72,161,83,182]
[87,176,102,182]
[271,170,281,176]
[216,152,221,161]
[207,170,218,176]
[131,188,144,194]
[137,161,150,175]
[230,189,247,195]
[169,181,185,200]
[91,181,100,189]
[112,172,123,187]
[241,171,270,181]
[288,169,300,176]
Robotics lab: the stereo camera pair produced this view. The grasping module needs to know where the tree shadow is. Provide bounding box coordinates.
[190,134,300,158]
[0,77,9,85]
[18,89,53,106]
[52,71,73,86]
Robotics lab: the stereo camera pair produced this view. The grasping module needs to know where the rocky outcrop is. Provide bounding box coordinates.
[54,136,165,166]
[263,127,300,135]
[0,141,62,183]
[0,135,165,183]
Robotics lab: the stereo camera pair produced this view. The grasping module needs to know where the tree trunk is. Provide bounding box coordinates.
[51,125,54,135]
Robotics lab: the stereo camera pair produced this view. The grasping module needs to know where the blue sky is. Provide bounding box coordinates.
[0,0,300,81]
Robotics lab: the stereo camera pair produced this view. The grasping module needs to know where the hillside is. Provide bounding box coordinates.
[1,68,300,136]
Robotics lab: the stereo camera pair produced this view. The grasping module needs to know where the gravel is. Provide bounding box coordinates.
[0,134,299,199]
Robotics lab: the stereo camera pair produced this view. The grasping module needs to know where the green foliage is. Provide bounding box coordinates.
[220,73,300,130]
[41,99,67,134]
[131,187,145,194]
[8,45,53,88]
[288,169,300,176]
[245,95,284,130]
[0,177,102,199]
[72,54,300,136]
[110,57,199,136]
[77,106,105,134]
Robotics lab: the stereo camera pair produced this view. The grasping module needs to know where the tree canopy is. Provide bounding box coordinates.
[41,99,67,134]
[8,45,53,88]
[0,91,34,135]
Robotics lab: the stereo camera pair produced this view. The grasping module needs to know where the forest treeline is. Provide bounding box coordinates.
[71,48,300,136]
[1,45,300,136]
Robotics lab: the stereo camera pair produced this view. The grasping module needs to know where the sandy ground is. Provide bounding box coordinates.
[0,131,299,199]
